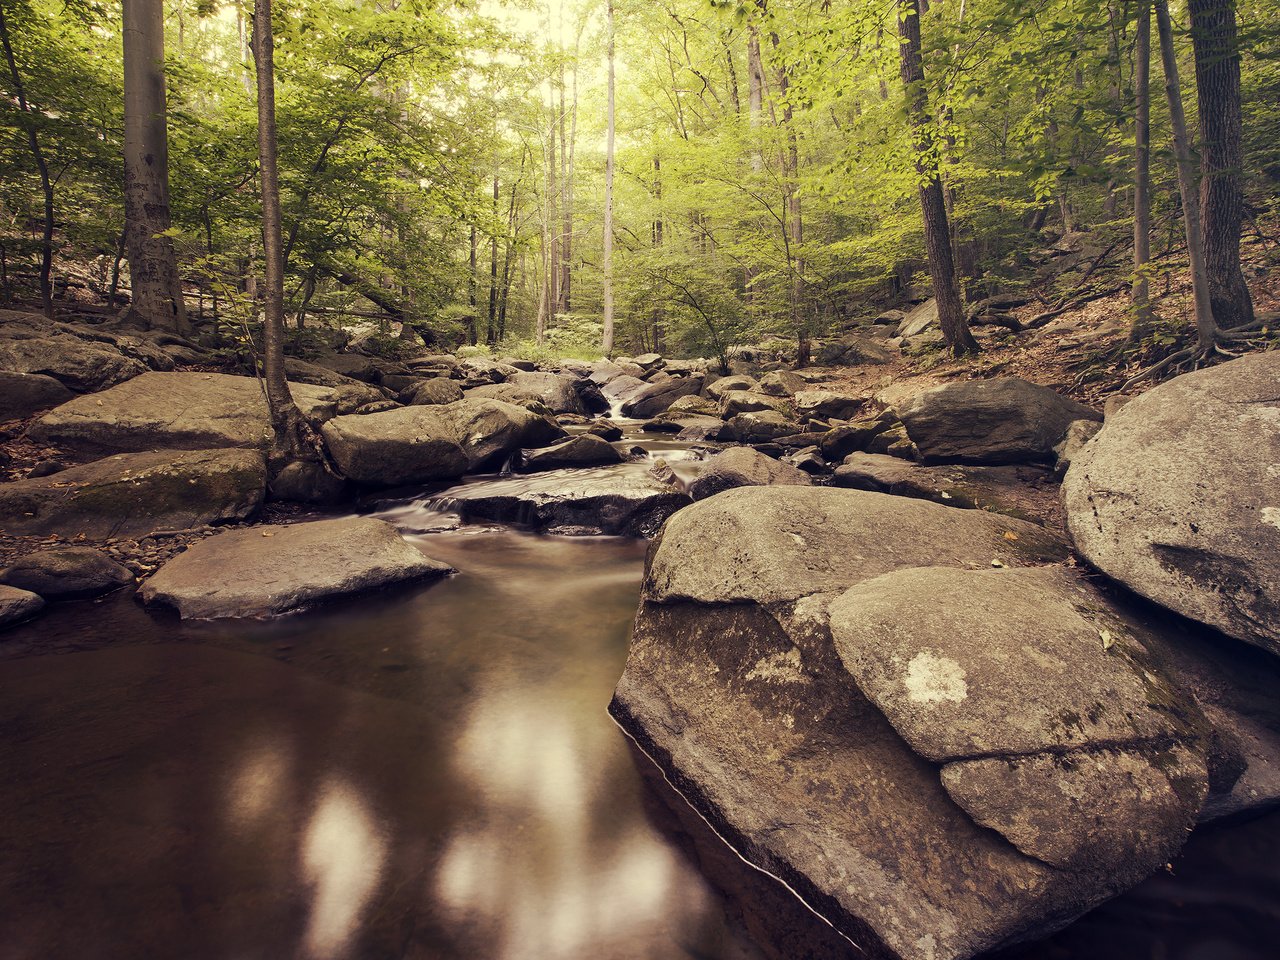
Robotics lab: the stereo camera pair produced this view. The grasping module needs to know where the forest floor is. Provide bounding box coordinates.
[824,230,1280,411]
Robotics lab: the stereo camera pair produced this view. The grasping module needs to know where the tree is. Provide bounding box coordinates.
[1154,0,1216,351]
[898,0,977,356]
[1189,0,1254,329]
[251,0,333,496]
[601,0,616,356]
[0,2,53,316]
[121,0,189,334]
[1130,0,1154,340]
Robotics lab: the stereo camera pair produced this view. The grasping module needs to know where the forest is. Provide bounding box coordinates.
[3,3,1280,960]
[3,0,1277,366]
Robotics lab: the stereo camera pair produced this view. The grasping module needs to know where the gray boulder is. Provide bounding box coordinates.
[0,323,147,392]
[726,410,800,443]
[687,447,811,501]
[1063,351,1280,658]
[815,333,896,366]
[793,389,863,422]
[140,517,452,619]
[896,297,939,338]
[1,547,134,599]
[718,390,793,419]
[899,377,1101,465]
[0,371,73,420]
[600,375,649,411]
[321,406,469,487]
[0,448,266,538]
[613,489,1211,960]
[29,372,341,455]
[0,584,44,628]
[485,371,588,415]
[620,376,703,419]
[447,397,565,467]
[518,434,622,472]
[705,375,759,401]
[406,377,465,406]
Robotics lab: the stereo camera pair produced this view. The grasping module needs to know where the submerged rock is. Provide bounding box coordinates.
[899,378,1100,465]
[0,584,44,628]
[1,547,134,600]
[0,449,266,539]
[611,487,1222,960]
[436,464,690,537]
[1063,351,1280,659]
[29,372,341,455]
[139,517,452,619]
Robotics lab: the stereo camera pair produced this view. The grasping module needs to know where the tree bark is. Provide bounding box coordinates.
[1155,0,1217,348]
[1189,0,1253,328]
[898,0,978,355]
[122,0,189,334]
[0,4,53,317]
[488,170,499,344]
[1131,0,1154,339]
[602,0,616,356]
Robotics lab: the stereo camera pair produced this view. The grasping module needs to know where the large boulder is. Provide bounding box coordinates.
[719,390,793,419]
[793,389,863,422]
[472,371,588,415]
[686,447,811,501]
[815,333,896,367]
[899,377,1101,465]
[436,464,690,537]
[0,584,44,628]
[705,374,759,401]
[281,358,386,413]
[612,488,1214,960]
[1063,352,1280,658]
[619,376,703,419]
[0,371,73,421]
[0,321,147,392]
[896,298,938,338]
[406,378,465,406]
[0,448,266,539]
[28,372,341,455]
[139,517,452,619]
[1,547,134,600]
[600,374,650,411]
[322,406,468,487]
[321,398,563,487]
[518,434,622,472]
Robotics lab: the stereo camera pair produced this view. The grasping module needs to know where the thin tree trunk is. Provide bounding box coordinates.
[899,0,978,355]
[468,224,478,345]
[1155,0,1217,348]
[488,170,499,344]
[0,5,53,317]
[122,0,189,333]
[252,0,318,472]
[602,0,616,356]
[1131,0,1154,339]
[1189,0,1253,328]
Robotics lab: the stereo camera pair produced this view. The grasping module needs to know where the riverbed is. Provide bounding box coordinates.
[1,430,1278,960]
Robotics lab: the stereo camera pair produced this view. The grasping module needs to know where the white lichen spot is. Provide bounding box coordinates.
[1261,506,1280,532]
[903,651,968,705]
[745,647,806,683]
[790,532,807,547]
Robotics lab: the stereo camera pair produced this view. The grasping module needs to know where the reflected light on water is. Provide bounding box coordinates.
[300,779,388,960]
[226,738,291,827]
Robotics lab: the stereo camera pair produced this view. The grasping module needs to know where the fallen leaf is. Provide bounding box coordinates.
[1100,629,1115,650]
[1003,531,1020,541]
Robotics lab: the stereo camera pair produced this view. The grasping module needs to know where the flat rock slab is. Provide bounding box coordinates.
[29,372,341,455]
[139,517,452,619]
[1,547,134,600]
[0,584,44,628]
[1063,351,1280,658]
[0,449,266,539]
[435,464,691,537]
[899,377,1100,465]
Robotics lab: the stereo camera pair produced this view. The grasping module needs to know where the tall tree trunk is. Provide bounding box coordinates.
[1155,0,1217,348]
[0,5,53,317]
[488,170,499,344]
[252,0,327,482]
[545,86,559,321]
[1189,0,1253,328]
[122,0,189,334]
[1131,0,1154,339]
[898,0,978,355]
[602,0,616,356]
[468,224,478,345]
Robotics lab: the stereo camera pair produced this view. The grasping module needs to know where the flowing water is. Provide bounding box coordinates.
[1,424,1278,960]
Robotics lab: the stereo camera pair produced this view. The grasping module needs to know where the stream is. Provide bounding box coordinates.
[1,422,1278,960]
